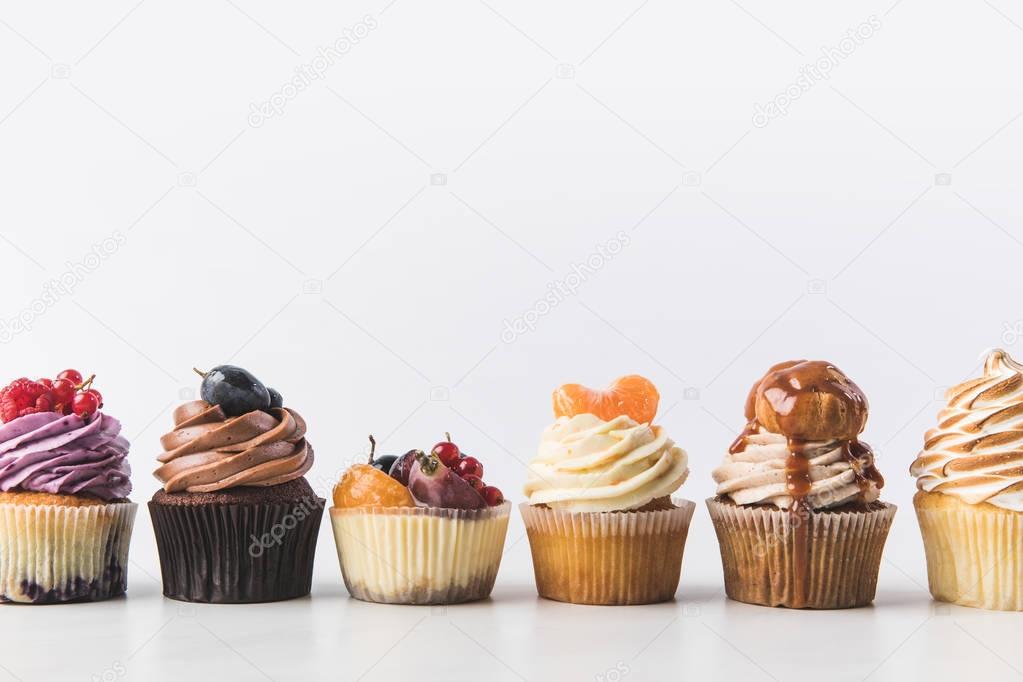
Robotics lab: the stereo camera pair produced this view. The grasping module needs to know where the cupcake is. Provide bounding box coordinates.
[708,360,896,609]
[521,375,695,606]
[911,349,1023,610]
[149,365,323,603]
[0,369,136,603]
[330,434,510,604]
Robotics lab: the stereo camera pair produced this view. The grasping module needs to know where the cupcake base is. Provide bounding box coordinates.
[0,497,137,604]
[520,499,696,606]
[330,502,511,605]
[915,490,1023,611]
[150,479,324,604]
[706,497,895,609]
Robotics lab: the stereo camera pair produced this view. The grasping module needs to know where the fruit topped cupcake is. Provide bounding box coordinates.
[707,360,896,609]
[521,376,696,605]
[0,370,137,603]
[149,365,324,603]
[330,434,510,604]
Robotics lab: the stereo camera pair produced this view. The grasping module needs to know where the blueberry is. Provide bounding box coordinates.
[267,387,284,409]
[371,455,398,473]
[197,365,271,417]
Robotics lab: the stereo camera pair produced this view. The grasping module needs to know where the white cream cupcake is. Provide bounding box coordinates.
[911,349,1023,610]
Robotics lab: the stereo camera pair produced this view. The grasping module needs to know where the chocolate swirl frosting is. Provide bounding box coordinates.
[911,349,1023,511]
[154,401,313,493]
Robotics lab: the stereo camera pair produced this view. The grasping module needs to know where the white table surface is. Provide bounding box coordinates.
[2,502,1021,682]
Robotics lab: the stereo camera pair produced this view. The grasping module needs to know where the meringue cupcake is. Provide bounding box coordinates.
[149,365,323,603]
[911,349,1023,610]
[521,375,695,605]
[708,360,896,609]
[0,370,136,603]
[331,435,510,605]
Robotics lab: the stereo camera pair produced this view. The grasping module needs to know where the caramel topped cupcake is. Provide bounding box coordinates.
[707,360,896,609]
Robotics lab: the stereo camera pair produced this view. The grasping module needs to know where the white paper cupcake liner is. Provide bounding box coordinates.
[706,498,896,609]
[330,502,511,605]
[0,501,137,604]
[915,491,1023,611]
[520,499,696,605]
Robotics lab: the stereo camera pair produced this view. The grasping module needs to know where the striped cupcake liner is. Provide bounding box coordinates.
[520,499,696,605]
[915,491,1023,611]
[149,498,324,604]
[706,498,896,609]
[330,502,511,605]
[0,501,137,604]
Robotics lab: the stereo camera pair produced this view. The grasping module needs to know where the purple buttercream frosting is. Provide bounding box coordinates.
[0,412,131,501]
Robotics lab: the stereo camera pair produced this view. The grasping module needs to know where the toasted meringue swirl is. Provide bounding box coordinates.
[911,349,1023,511]
[524,413,689,512]
[154,401,313,493]
[713,427,881,509]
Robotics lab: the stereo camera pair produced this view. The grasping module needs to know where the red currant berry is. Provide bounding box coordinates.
[482,486,504,506]
[463,475,485,493]
[455,456,483,479]
[38,378,53,388]
[431,440,460,468]
[86,388,103,408]
[72,392,99,419]
[52,379,75,404]
[57,370,83,385]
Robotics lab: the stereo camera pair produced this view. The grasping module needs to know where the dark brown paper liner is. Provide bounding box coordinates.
[706,498,896,609]
[149,497,324,603]
[520,499,696,605]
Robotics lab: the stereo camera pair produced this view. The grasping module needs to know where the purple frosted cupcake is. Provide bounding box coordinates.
[0,371,135,604]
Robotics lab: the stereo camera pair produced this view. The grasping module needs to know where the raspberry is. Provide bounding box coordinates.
[0,378,52,423]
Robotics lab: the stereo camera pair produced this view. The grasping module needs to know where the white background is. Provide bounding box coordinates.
[2,0,1022,680]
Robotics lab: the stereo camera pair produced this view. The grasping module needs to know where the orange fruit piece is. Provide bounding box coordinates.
[552,375,660,424]
[333,464,416,508]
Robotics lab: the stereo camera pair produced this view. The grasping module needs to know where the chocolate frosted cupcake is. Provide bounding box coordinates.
[911,349,1023,610]
[521,376,696,605]
[0,370,136,604]
[150,365,323,603]
[707,361,896,609]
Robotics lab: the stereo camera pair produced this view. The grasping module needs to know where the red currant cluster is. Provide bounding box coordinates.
[0,369,104,423]
[431,434,504,506]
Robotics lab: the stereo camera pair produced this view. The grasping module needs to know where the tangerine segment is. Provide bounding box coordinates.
[552,375,660,424]
[333,465,416,508]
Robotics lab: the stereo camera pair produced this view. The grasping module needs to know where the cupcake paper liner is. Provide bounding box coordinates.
[915,490,1023,611]
[706,498,896,609]
[149,498,324,604]
[330,502,511,605]
[520,499,696,605]
[0,502,137,604]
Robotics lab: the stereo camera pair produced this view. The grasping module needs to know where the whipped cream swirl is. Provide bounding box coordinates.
[713,427,880,509]
[911,349,1023,511]
[0,412,131,501]
[524,414,689,512]
[155,401,313,493]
